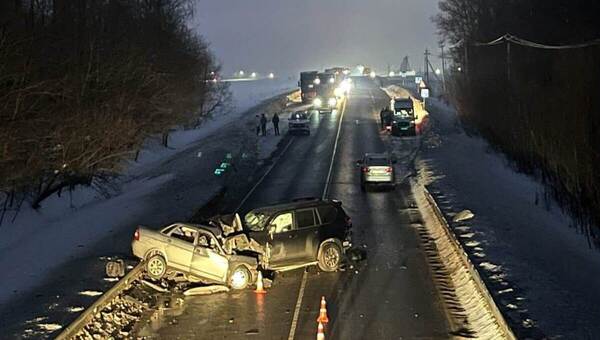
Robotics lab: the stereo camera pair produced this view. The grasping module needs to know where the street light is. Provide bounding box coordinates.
[251,72,257,78]
[268,73,275,79]
[388,71,395,77]
[435,68,441,75]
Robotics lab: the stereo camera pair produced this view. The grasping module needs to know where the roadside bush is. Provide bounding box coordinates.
[0,0,229,217]
[435,0,600,246]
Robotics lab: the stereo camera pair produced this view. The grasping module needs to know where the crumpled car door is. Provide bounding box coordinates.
[189,233,229,283]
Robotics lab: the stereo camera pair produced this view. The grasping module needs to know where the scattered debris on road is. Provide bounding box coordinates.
[183,285,230,296]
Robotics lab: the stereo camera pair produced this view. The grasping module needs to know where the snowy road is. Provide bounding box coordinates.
[0,79,297,339]
[141,78,451,339]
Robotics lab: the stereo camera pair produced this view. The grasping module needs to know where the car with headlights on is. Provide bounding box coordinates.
[357,153,397,191]
[288,111,310,135]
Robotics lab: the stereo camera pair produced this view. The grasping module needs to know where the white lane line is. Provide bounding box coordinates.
[286,99,348,340]
[235,137,295,212]
[322,98,348,199]
[287,270,308,340]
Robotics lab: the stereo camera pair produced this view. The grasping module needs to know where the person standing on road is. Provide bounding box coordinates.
[255,114,261,136]
[272,113,280,136]
[260,114,267,136]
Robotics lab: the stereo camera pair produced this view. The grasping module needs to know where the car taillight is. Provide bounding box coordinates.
[345,216,352,227]
[133,228,140,241]
[361,167,370,173]
[385,167,393,173]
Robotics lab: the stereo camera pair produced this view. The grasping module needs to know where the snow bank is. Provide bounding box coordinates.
[0,78,296,309]
[419,96,600,338]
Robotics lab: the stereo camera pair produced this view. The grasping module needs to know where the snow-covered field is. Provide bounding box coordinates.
[0,77,296,338]
[418,96,600,338]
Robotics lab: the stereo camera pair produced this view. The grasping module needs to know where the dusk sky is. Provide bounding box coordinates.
[193,0,441,77]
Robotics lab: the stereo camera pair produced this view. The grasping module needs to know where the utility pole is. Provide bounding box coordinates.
[424,48,431,84]
[506,41,511,82]
[440,43,447,92]
[423,49,430,84]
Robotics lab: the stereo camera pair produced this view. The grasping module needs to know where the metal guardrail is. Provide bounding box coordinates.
[55,261,146,340]
[421,186,516,340]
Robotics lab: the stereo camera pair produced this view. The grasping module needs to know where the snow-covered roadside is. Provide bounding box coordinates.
[0,79,296,338]
[417,96,600,338]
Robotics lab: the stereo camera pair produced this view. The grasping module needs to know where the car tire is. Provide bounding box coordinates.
[228,265,252,290]
[318,242,342,272]
[146,254,167,280]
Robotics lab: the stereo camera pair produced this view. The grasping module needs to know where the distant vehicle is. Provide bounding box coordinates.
[132,223,258,290]
[357,153,396,191]
[243,198,353,272]
[288,111,310,135]
[299,71,318,103]
[390,97,416,136]
[314,72,338,112]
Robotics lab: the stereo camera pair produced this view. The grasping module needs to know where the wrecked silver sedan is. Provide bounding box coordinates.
[132,221,259,290]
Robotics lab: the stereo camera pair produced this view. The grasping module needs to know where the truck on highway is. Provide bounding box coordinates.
[313,72,338,112]
[299,71,318,103]
[389,97,416,136]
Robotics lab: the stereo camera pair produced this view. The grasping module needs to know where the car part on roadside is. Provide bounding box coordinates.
[357,153,397,191]
[105,259,125,278]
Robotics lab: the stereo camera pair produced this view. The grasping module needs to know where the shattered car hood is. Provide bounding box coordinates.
[205,213,267,257]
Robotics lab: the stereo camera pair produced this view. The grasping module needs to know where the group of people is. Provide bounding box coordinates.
[256,113,280,136]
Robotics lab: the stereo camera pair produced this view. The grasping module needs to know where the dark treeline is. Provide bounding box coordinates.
[435,0,600,245]
[0,0,229,215]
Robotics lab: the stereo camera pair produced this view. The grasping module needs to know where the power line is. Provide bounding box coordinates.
[473,33,600,49]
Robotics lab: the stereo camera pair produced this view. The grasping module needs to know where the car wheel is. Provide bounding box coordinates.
[228,265,252,290]
[318,243,342,272]
[146,254,167,280]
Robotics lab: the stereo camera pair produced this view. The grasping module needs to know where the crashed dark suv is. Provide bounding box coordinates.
[243,198,352,272]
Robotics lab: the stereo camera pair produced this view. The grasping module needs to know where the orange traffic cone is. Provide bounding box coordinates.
[316,321,325,340]
[254,271,266,294]
[316,296,329,324]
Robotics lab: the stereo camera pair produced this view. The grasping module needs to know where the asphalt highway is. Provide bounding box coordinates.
[143,78,451,339]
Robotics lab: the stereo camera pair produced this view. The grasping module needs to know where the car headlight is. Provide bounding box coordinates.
[334,88,343,98]
[328,98,337,107]
[313,98,322,107]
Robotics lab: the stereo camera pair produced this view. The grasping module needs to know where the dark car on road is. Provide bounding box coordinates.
[243,198,352,272]
[390,97,416,136]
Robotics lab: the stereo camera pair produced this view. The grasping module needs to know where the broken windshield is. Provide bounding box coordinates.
[244,211,268,232]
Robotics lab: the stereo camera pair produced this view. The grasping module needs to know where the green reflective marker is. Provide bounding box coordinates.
[220,162,230,169]
[214,168,224,176]
[226,153,233,159]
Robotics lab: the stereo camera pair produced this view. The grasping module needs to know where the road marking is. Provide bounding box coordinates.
[235,137,295,212]
[287,98,348,340]
[287,270,308,340]
[322,98,348,199]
